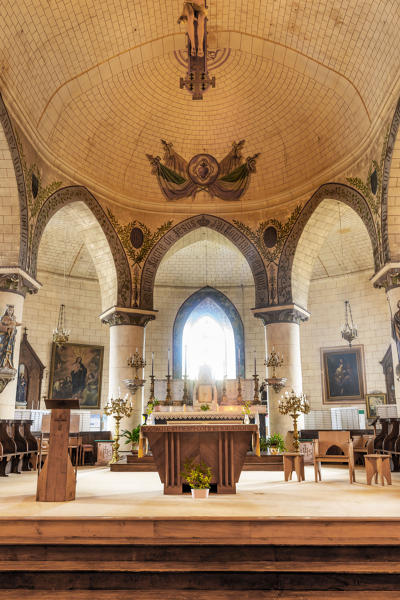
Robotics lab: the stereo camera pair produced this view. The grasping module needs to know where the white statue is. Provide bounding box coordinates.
[177,1,207,57]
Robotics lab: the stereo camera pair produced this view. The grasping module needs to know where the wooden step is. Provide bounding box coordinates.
[112,453,283,472]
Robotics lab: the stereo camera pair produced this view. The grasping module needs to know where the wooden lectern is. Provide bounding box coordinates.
[36,398,80,502]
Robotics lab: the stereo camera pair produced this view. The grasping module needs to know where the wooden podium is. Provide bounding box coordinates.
[36,398,80,502]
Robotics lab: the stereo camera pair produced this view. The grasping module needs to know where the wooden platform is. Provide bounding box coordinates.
[110,453,284,472]
[2,467,400,597]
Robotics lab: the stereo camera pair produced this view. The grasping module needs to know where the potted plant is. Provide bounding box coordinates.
[181,459,212,499]
[121,425,141,454]
[200,404,210,411]
[261,433,286,454]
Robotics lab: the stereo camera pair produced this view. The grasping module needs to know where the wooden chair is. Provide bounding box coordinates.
[68,436,82,466]
[313,431,355,483]
[80,443,95,465]
[352,434,374,465]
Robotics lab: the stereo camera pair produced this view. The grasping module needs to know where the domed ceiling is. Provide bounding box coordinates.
[0,1,399,211]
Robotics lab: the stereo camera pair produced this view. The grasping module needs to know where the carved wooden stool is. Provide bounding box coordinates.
[283,452,305,482]
[365,454,392,486]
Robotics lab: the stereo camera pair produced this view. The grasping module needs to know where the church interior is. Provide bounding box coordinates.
[1,1,400,597]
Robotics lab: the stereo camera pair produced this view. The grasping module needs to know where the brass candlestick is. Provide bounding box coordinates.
[278,390,310,451]
[236,375,243,404]
[149,373,155,403]
[222,375,227,404]
[252,373,260,404]
[165,373,172,405]
[182,374,189,404]
[103,395,133,464]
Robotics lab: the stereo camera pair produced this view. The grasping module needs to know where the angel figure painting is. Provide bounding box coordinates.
[146,140,259,202]
[49,342,104,409]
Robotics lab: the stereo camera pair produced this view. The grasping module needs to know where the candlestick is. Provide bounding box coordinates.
[238,347,240,377]
[184,344,187,377]
[151,351,154,377]
[168,348,170,377]
[254,350,256,375]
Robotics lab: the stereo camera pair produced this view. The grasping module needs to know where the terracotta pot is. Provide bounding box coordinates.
[269,446,279,455]
[191,488,209,499]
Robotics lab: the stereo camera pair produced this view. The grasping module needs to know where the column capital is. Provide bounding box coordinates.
[252,303,310,326]
[371,263,400,292]
[100,306,157,327]
[0,267,41,297]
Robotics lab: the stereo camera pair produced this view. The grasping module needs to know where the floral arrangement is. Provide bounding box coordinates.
[181,459,212,489]
[146,399,159,415]
[260,433,286,453]
[200,404,210,411]
[242,400,251,415]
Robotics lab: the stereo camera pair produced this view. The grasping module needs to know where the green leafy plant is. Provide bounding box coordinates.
[146,399,160,415]
[121,425,141,447]
[200,404,210,411]
[260,433,286,453]
[181,459,212,489]
[242,400,251,415]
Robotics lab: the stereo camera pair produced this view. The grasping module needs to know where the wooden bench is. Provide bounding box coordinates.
[0,420,19,476]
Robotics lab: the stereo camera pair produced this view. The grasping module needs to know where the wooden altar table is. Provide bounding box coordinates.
[141,423,257,495]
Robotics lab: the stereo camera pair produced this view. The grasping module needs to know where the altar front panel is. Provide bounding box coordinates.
[141,424,257,495]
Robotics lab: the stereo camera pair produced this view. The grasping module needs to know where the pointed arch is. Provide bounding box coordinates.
[0,94,29,269]
[278,183,379,306]
[172,286,245,379]
[140,214,268,310]
[30,186,131,308]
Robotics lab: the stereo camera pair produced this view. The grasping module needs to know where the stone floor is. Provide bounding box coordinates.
[1,464,399,518]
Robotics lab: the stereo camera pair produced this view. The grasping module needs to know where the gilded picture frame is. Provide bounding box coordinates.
[48,342,104,409]
[365,393,387,419]
[321,345,366,405]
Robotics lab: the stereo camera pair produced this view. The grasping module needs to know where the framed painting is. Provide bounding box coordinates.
[365,393,387,419]
[321,345,366,404]
[48,342,104,409]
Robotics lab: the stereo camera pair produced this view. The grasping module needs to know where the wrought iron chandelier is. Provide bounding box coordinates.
[264,349,287,393]
[341,299,358,347]
[53,303,70,346]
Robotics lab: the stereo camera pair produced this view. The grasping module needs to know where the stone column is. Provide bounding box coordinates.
[100,307,157,431]
[0,269,41,418]
[253,305,309,443]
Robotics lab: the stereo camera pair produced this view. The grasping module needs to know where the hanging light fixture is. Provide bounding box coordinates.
[53,303,70,346]
[337,202,358,347]
[341,300,357,347]
[53,227,70,346]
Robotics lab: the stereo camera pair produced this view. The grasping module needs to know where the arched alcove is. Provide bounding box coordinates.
[291,200,375,309]
[30,186,131,309]
[172,286,245,379]
[0,95,28,269]
[140,214,268,310]
[278,183,379,306]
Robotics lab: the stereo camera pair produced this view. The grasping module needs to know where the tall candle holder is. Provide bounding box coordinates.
[149,373,155,403]
[182,374,189,404]
[236,374,243,404]
[264,349,287,393]
[221,375,228,404]
[252,372,261,404]
[278,390,310,451]
[103,394,133,464]
[165,374,172,406]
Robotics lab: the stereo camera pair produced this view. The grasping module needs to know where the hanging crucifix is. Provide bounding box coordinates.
[177,1,215,100]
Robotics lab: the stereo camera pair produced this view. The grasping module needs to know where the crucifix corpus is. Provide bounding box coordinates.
[177,1,215,100]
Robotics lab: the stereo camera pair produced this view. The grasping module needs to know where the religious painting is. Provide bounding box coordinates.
[365,393,387,419]
[16,363,28,407]
[321,345,366,405]
[48,342,104,409]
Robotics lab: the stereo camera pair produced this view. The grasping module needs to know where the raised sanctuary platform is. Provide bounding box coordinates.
[2,467,400,597]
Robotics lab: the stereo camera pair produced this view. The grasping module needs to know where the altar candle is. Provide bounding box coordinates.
[254,351,256,374]
[238,347,240,372]
[184,345,187,376]
[151,351,154,376]
[168,348,170,376]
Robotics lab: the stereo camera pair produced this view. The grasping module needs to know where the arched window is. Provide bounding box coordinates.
[182,298,236,380]
[173,286,245,379]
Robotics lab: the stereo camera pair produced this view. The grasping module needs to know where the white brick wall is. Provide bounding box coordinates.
[301,269,391,410]
[22,270,110,409]
[0,124,20,266]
